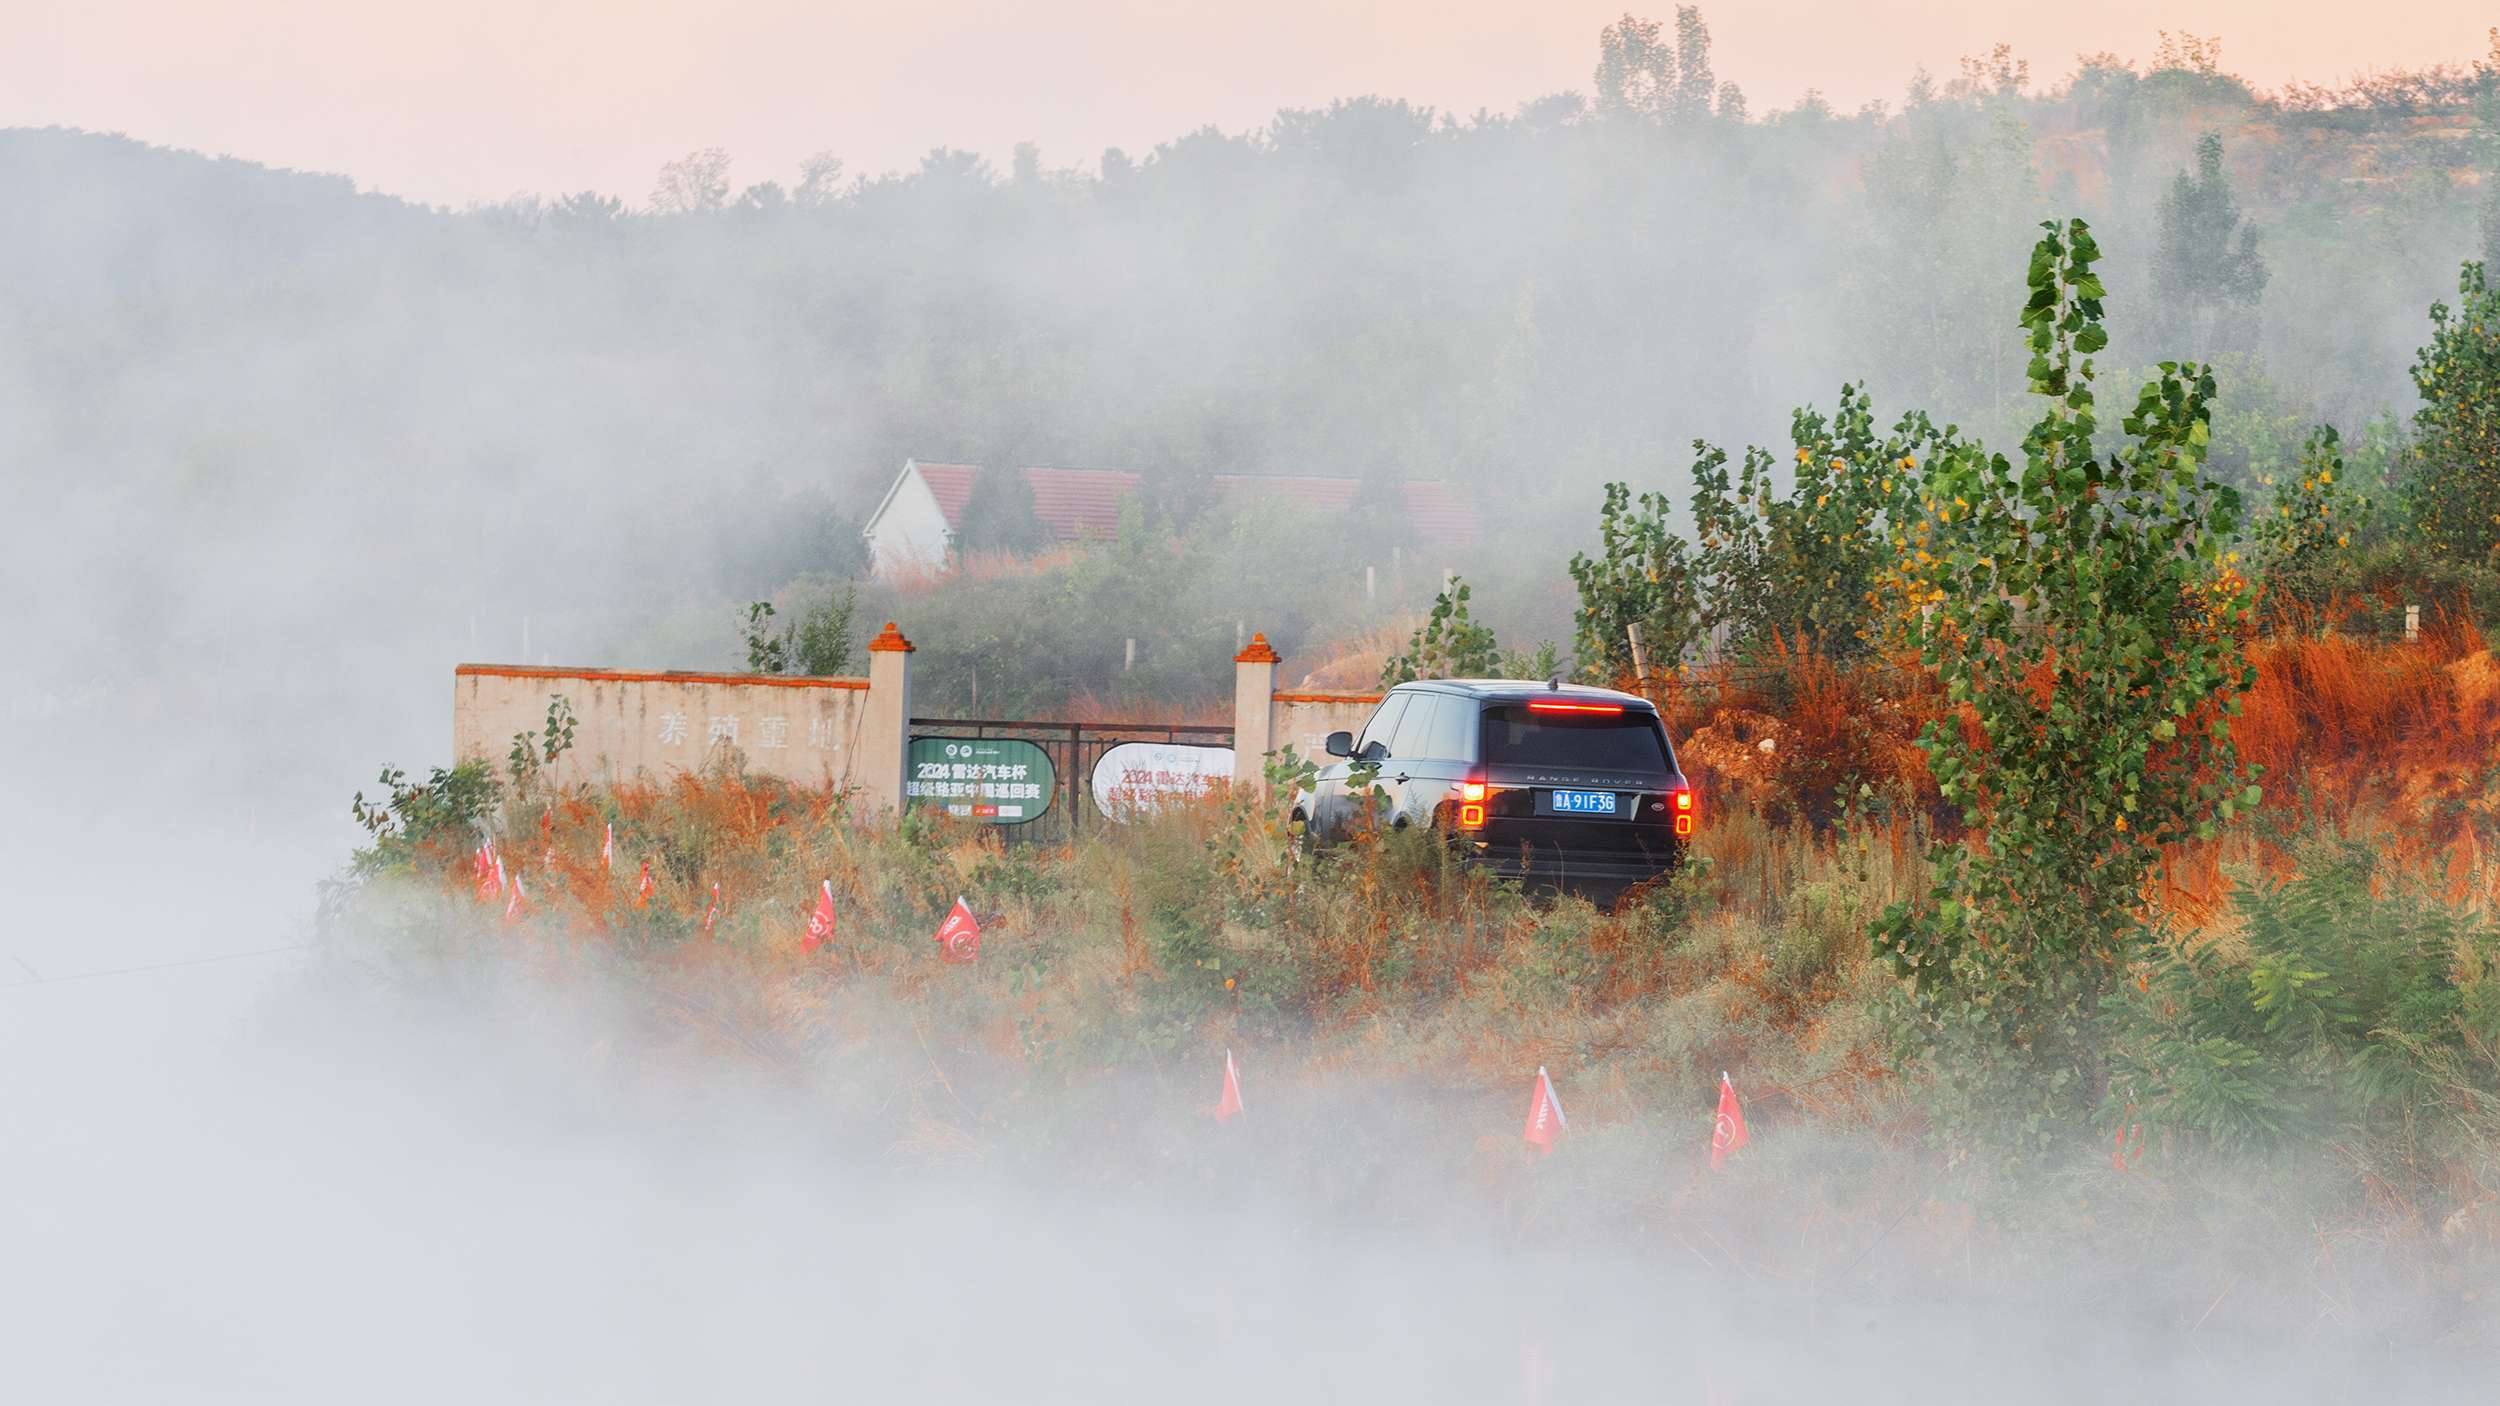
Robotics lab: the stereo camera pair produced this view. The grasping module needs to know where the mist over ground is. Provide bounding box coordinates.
[8,926,2492,1402]
[9,16,2500,1402]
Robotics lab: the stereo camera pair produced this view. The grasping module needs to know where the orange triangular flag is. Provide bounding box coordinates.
[1710,1071,1749,1170]
[1215,1049,1244,1122]
[803,879,837,955]
[635,859,654,908]
[934,896,980,964]
[701,881,720,934]
[600,822,614,871]
[1524,1066,1567,1156]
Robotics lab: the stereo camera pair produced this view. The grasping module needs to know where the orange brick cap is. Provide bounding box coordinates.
[868,621,915,653]
[1234,632,1280,664]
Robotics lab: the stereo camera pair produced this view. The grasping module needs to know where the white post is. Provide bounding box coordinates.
[1124,638,1136,672]
[1626,623,1649,692]
[861,622,915,816]
[2406,604,2421,642]
[1232,633,1279,790]
[1365,565,1376,602]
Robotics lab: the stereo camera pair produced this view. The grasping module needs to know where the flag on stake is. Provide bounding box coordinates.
[1524,1066,1567,1156]
[493,854,508,900]
[635,859,654,908]
[2110,1123,2145,1172]
[600,822,614,872]
[503,873,527,926]
[802,879,837,955]
[473,845,497,903]
[934,896,980,964]
[702,882,720,935]
[1215,1048,1244,1122]
[1711,1071,1749,1170]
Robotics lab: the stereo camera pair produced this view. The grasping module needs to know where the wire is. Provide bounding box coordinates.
[2,942,317,989]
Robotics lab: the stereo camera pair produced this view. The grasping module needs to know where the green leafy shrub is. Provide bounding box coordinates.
[2107,843,2500,1189]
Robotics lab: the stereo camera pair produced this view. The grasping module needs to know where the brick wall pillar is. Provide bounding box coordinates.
[1232,632,1279,790]
[861,622,915,816]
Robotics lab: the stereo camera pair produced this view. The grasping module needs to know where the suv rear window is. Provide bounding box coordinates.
[1478,704,1670,772]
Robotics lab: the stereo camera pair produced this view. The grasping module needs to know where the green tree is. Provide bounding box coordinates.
[2405,262,2500,564]
[1688,384,1961,659]
[1381,577,1500,684]
[2151,133,2268,359]
[1874,219,2259,1149]
[955,464,1048,557]
[1568,482,1702,684]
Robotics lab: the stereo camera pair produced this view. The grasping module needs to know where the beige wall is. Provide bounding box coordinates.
[1271,690,1385,765]
[453,665,871,791]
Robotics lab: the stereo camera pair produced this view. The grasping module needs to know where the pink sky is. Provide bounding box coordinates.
[10,1,2492,207]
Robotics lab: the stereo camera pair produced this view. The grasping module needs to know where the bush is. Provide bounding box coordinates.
[2107,842,2500,1201]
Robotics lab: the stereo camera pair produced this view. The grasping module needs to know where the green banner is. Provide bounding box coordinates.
[906,736,1057,823]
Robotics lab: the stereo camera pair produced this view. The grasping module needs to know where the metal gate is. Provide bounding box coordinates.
[907,716,1236,843]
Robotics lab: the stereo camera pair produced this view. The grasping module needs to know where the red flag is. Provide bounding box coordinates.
[2110,1123,2144,1172]
[802,879,837,955]
[600,822,614,872]
[472,845,497,903]
[503,873,527,926]
[1523,1066,1567,1156]
[1711,1071,1749,1170]
[1215,1048,1244,1122]
[934,896,980,964]
[635,859,654,908]
[702,881,721,935]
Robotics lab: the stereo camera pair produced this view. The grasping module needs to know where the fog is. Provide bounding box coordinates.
[7,16,2500,1401]
[9,900,2494,1401]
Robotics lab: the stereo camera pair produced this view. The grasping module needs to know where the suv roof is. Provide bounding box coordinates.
[1390,678,1655,708]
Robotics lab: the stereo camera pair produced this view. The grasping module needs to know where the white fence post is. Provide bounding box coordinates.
[1232,633,1279,791]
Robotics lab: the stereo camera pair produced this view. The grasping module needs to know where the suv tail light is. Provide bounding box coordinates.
[1455,775,1488,829]
[1672,786,1696,837]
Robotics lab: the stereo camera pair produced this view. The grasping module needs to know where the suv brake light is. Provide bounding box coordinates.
[1527,700,1624,714]
[1672,786,1697,836]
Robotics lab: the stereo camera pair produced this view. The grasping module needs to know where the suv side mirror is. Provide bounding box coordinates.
[1324,730,1354,758]
[1359,740,1390,763]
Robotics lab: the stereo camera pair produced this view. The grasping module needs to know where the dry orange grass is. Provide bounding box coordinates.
[1284,619,1416,690]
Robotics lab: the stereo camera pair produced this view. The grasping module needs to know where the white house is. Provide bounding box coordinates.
[861,459,973,578]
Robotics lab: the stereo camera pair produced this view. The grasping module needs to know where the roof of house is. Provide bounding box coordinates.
[908,463,1144,542]
[875,461,1481,547]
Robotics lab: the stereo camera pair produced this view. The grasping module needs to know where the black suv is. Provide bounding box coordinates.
[1296,679,1695,899]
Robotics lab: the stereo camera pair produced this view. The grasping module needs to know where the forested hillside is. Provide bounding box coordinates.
[7,19,2496,715]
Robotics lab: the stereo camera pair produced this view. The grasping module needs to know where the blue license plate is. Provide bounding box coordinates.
[1549,789,1618,815]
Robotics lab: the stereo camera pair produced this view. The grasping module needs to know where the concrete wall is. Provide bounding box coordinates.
[1270,689,1386,766]
[453,664,872,791]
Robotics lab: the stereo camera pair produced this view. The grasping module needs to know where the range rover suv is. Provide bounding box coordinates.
[1295,679,1695,899]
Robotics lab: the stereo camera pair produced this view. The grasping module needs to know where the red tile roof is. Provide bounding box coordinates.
[905,463,1479,547]
[911,463,1142,542]
[1018,466,1145,540]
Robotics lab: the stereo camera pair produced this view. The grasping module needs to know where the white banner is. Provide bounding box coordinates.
[1090,742,1235,819]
